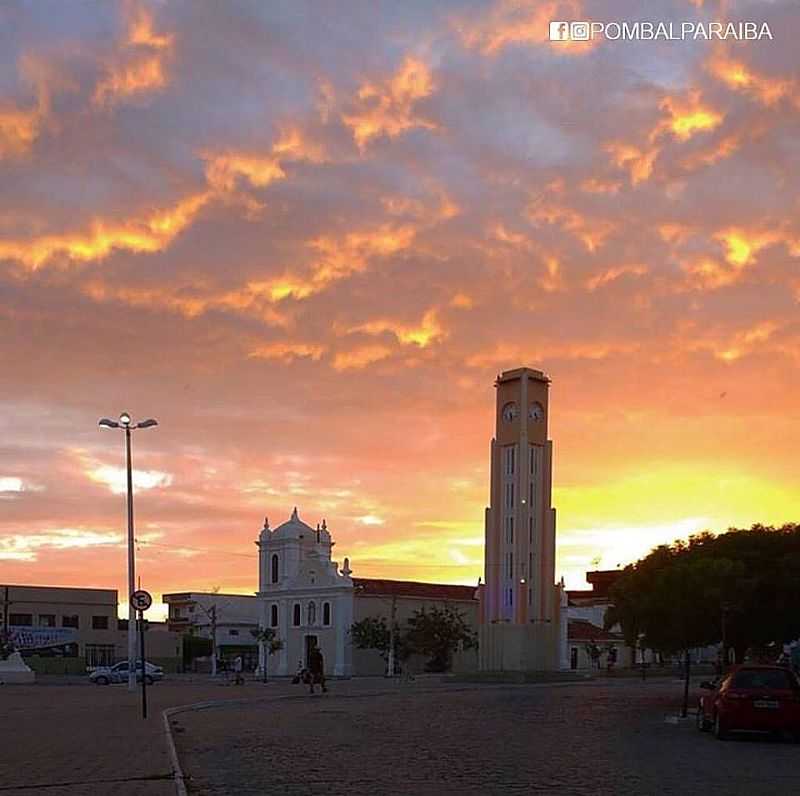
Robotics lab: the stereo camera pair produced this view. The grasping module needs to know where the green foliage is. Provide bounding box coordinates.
[606,524,800,658]
[350,616,406,661]
[250,627,284,655]
[405,604,478,672]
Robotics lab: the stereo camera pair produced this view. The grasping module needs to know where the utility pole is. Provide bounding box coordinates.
[2,586,9,637]
[386,595,397,678]
[210,604,217,677]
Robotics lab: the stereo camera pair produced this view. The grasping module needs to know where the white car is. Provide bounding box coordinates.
[88,661,164,685]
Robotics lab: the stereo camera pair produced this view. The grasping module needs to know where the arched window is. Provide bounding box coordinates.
[270,604,278,628]
[271,554,279,584]
[323,602,331,626]
[307,601,316,625]
[293,603,300,626]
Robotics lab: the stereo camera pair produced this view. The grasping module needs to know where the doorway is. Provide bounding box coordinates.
[570,647,578,670]
[305,635,318,667]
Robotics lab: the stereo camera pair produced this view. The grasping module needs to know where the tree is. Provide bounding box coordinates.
[251,627,284,683]
[405,605,477,673]
[350,616,409,664]
[607,524,800,661]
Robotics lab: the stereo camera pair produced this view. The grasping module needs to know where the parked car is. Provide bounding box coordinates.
[89,661,164,685]
[697,664,800,740]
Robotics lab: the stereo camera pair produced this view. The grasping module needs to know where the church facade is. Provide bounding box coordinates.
[255,509,478,677]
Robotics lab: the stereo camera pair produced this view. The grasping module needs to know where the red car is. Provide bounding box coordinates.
[697,664,800,740]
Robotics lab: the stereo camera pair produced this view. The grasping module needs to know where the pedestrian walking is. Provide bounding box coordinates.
[308,643,327,694]
[233,654,244,685]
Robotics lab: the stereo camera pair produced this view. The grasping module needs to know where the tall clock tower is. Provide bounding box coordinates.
[483,367,557,625]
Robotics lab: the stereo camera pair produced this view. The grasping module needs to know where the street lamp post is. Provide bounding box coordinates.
[99,413,158,691]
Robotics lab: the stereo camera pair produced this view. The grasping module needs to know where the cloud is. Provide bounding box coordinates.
[93,3,174,107]
[0,529,124,561]
[87,464,173,495]
[342,57,437,149]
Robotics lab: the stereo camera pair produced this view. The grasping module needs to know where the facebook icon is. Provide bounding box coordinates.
[549,21,570,41]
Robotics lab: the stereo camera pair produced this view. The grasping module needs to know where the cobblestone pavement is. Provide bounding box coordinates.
[0,675,297,795]
[173,678,800,796]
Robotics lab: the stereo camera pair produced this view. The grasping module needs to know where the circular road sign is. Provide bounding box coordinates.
[130,590,153,612]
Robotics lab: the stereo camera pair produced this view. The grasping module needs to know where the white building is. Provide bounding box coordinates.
[255,509,480,677]
[256,508,355,677]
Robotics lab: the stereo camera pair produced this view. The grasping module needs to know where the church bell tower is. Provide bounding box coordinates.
[483,367,557,624]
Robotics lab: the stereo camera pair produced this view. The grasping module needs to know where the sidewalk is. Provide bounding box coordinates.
[0,677,293,795]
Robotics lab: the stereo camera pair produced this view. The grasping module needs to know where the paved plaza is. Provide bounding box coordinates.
[1,676,798,795]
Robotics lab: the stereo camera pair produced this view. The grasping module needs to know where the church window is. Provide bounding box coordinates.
[529,515,533,544]
[323,602,331,626]
[509,587,513,606]
[505,516,514,544]
[307,602,316,625]
[270,604,278,628]
[293,603,300,626]
[529,480,535,506]
[271,554,279,584]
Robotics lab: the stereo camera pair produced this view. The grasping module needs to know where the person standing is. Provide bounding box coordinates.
[233,654,244,685]
[308,644,327,694]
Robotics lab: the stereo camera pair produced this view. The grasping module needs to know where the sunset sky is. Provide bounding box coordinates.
[2,0,799,619]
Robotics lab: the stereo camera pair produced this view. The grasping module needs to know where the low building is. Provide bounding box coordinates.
[0,584,181,673]
[162,591,260,670]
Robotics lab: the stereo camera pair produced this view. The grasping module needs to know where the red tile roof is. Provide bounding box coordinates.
[568,619,624,643]
[352,578,478,602]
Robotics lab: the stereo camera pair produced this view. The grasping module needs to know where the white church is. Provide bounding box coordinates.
[254,509,479,677]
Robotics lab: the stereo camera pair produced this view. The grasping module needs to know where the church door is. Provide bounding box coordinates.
[305,635,318,667]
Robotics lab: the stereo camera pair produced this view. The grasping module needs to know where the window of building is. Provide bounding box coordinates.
[323,602,331,626]
[506,516,514,544]
[9,613,32,626]
[62,615,79,629]
[38,614,56,627]
[307,602,316,625]
[189,605,195,613]
[504,445,515,475]
[271,554,279,584]
[229,629,239,636]
[118,619,128,631]
[270,604,278,627]
[529,480,535,506]
[293,603,301,626]
[92,615,109,630]
[504,482,514,511]
[509,587,513,606]
[85,644,115,668]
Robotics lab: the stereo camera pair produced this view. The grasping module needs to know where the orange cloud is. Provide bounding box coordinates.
[458,0,595,56]
[585,264,648,291]
[605,141,660,186]
[0,54,67,160]
[606,91,722,185]
[332,344,393,371]
[681,134,741,170]
[706,52,795,107]
[714,228,779,267]
[351,308,444,348]
[248,342,325,362]
[527,201,615,252]
[654,93,722,142]
[342,57,437,149]
[0,190,211,270]
[93,3,174,107]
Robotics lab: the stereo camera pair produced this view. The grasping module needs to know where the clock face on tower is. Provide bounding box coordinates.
[529,401,544,422]
[501,402,519,423]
